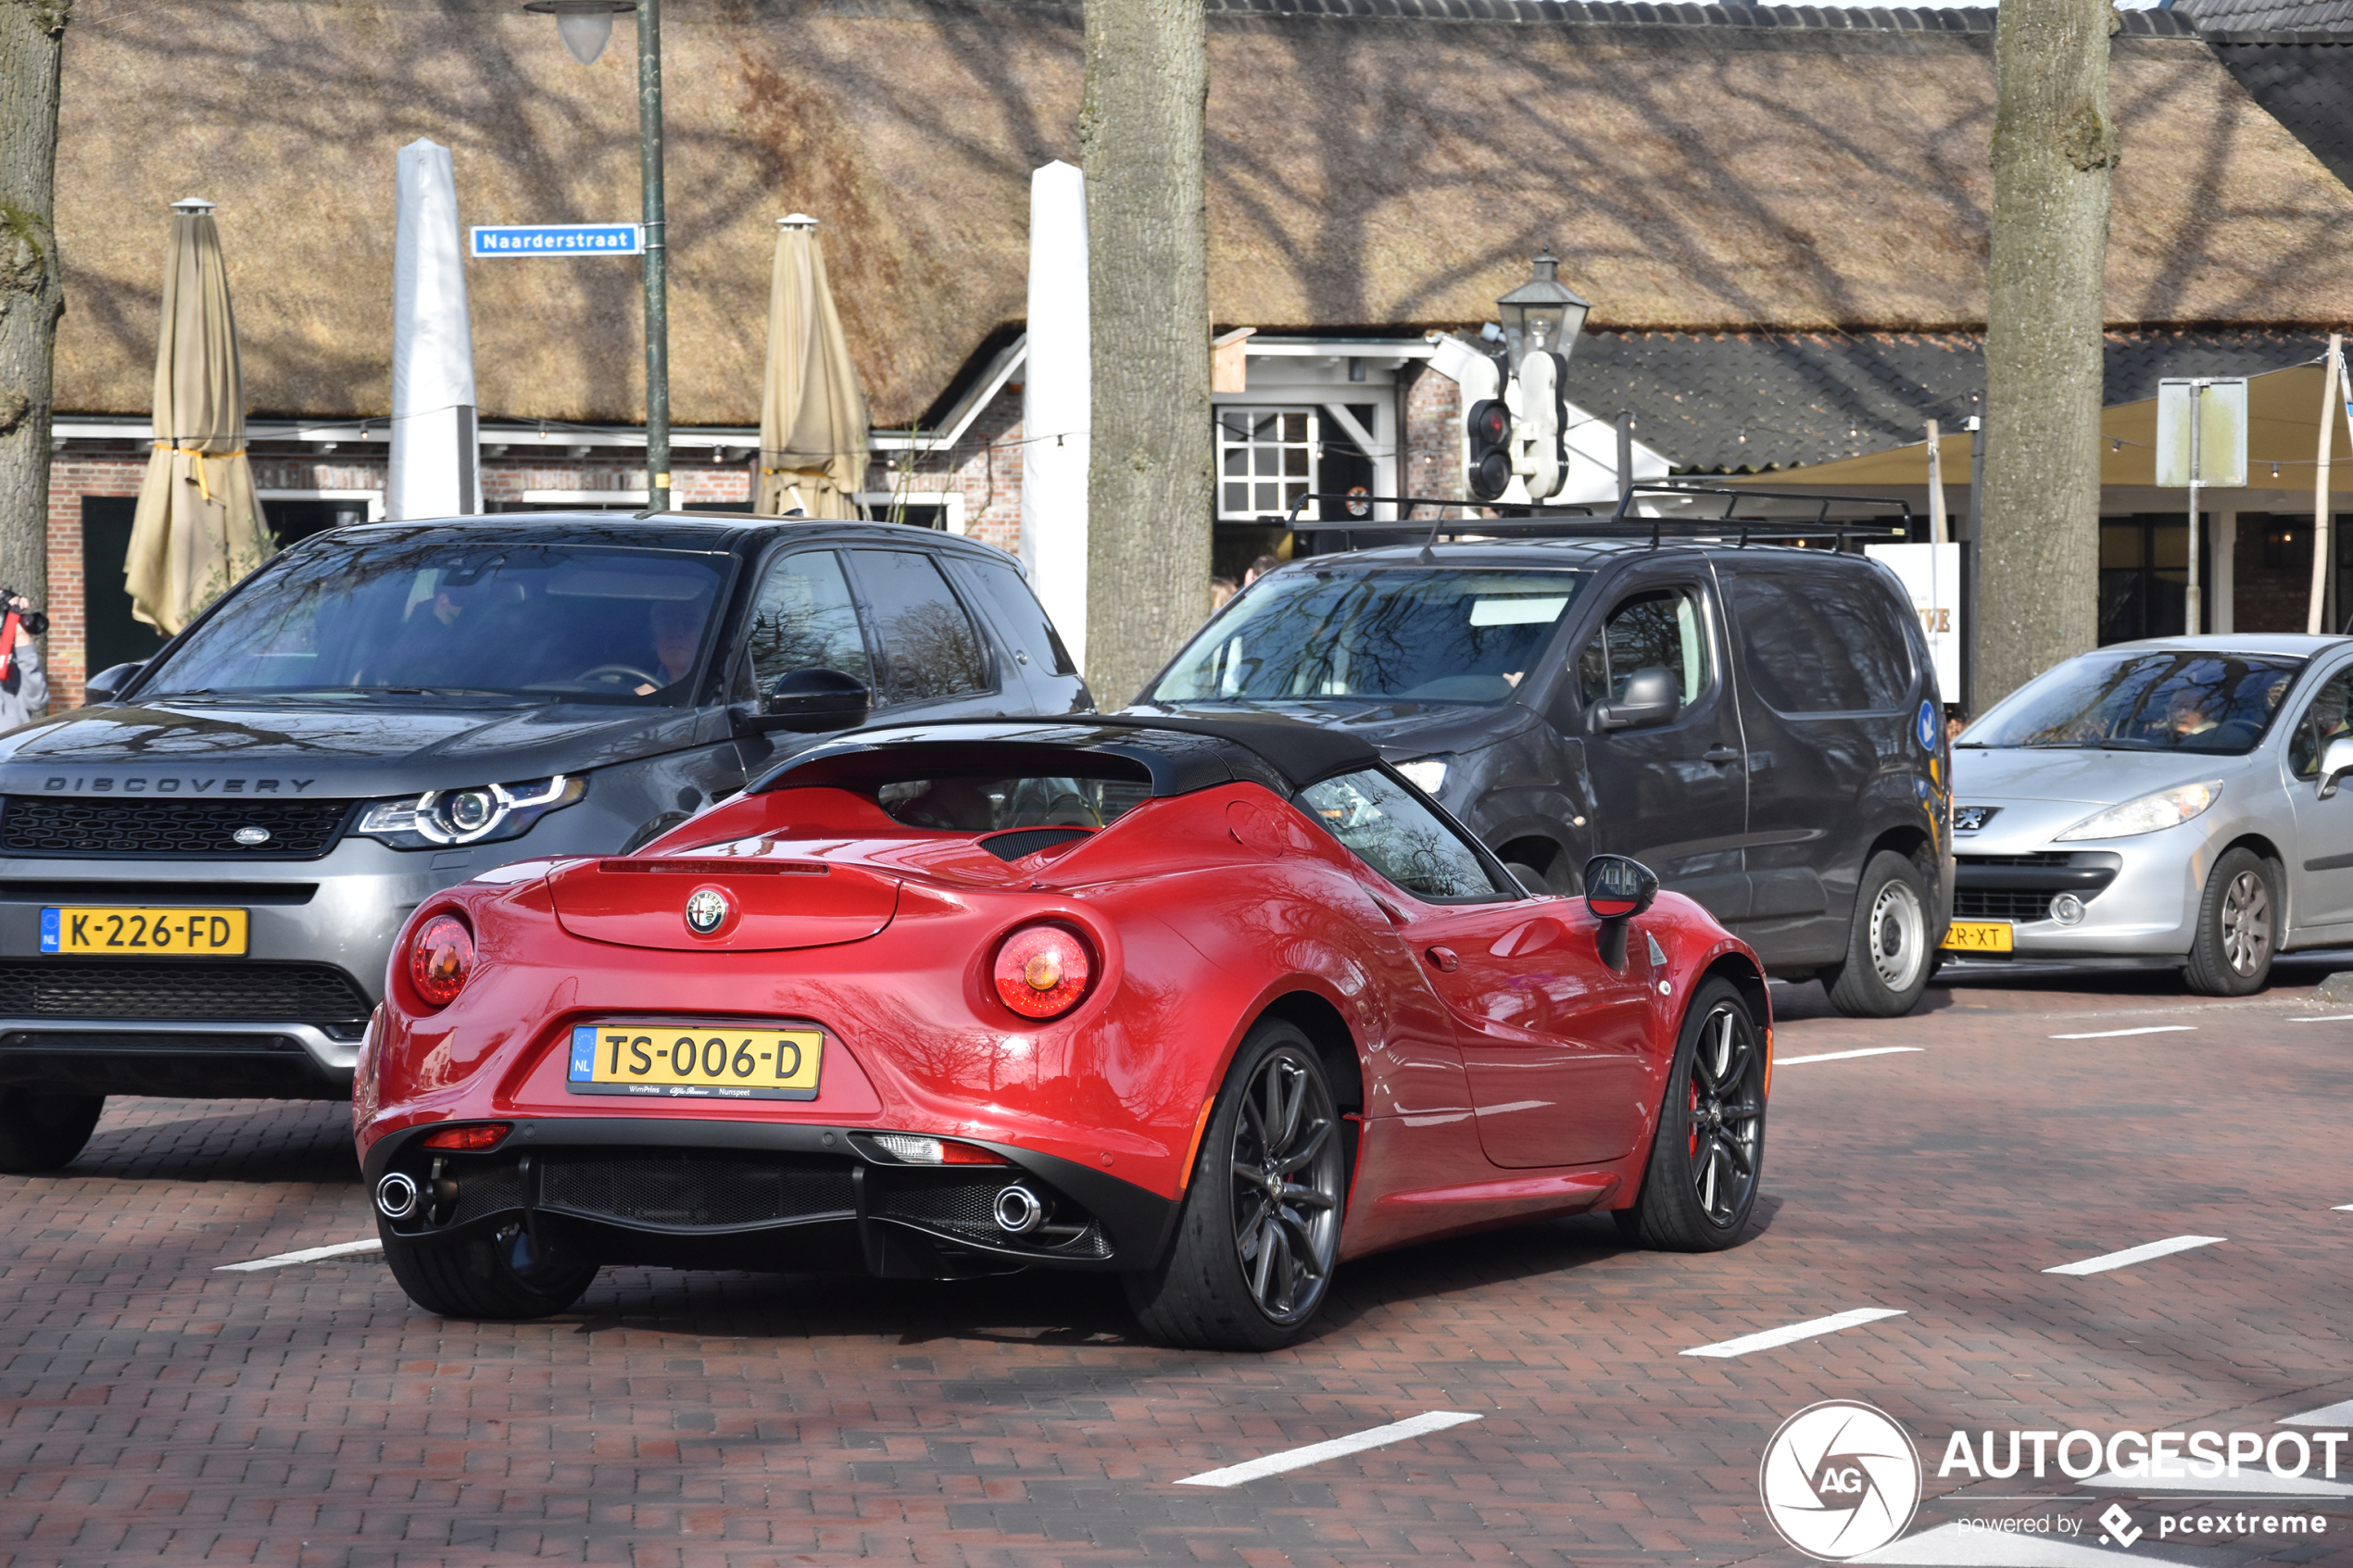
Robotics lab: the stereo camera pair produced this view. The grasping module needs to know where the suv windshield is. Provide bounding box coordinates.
[1964,649,2305,756]
[138,534,731,705]
[1149,568,1585,706]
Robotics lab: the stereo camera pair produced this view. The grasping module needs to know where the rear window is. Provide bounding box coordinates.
[1727,571,1914,714]
[873,774,1151,832]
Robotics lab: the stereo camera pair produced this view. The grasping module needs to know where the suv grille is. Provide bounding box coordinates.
[0,960,371,1024]
[1954,889,2057,922]
[0,797,356,858]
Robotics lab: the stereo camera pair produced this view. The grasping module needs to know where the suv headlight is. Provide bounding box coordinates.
[2054,780,2221,842]
[357,775,585,849]
[1395,756,1451,797]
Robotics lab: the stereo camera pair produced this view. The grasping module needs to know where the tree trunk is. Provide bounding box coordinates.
[1977,0,2116,708]
[1080,0,1212,709]
[0,0,65,651]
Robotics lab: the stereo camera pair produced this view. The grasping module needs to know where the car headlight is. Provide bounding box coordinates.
[2053,780,2222,842]
[1396,756,1451,796]
[357,775,585,849]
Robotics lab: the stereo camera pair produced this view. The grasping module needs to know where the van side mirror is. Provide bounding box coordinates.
[1596,666,1680,733]
[83,661,145,705]
[2320,735,2353,799]
[743,668,871,734]
[1583,853,1660,970]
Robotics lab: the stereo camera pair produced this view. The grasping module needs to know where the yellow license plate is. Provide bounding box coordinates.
[564,1022,824,1101]
[42,906,248,956]
[1940,919,2015,953]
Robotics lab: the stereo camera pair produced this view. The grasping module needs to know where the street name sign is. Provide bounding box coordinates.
[2156,378,2248,488]
[469,224,643,258]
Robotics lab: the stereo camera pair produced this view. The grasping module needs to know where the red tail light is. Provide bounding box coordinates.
[992,924,1094,1020]
[409,913,475,1008]
[422,1123,510,1151]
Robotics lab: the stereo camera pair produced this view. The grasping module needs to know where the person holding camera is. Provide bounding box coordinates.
[0,594,49,733]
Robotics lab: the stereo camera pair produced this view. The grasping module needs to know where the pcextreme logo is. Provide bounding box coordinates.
[1758,1400,1924,1561]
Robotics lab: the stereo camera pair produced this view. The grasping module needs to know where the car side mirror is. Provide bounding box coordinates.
[2320,735,2353,799]
[82,661,145,705]
[1596,666,1680,733]
[743,668,871,734]
[1583,852,1660,970]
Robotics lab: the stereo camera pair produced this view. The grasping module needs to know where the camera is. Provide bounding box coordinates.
[0,590,48,637]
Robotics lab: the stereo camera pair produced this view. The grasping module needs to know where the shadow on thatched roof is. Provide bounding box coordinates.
[54,0,2353,428]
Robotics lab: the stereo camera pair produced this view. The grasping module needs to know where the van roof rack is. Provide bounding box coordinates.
[1281,482,1915,556]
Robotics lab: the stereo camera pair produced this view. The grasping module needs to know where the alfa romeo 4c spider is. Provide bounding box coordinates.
[356,716,1773,1350]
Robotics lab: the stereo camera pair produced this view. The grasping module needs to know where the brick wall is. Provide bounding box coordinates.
[861,383,1026,557]
[45,454,146,709]
[1402,361,1465,505]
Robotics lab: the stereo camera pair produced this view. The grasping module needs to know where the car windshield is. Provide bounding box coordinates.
[1146,568,1585,706]
[138,534,731,706]
[1963,650,2305,756]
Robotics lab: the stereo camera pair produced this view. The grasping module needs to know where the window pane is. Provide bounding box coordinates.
[1225,483,1248,512]
[2291,670,2353,777]
[1728,572,1912,713]
[1973,650,2300,756]
[1297,769,1501,900]
[1283,447,1310,477]
[1224,448,1248,475]
[948,557,1077,676]
[1256,483,1278,510]
[851,549,991,704]
[1282,412,1308,442]
[1254,446,1280,477]
[748,549,870,696]
[1581,587,1709,708]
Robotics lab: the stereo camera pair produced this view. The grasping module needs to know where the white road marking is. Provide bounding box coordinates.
[1775,1047,1926,1066]
[215,1238,384,1273]
[1173,1411,1481,1486]
[2047,1025,2196,1040]
[2335,1205,2353,1213]
[1680,1307,1906,1359]
[2284,1397,2353,1426]
[1853,1521,2153,1565]
[2042,1236,2225,1276]
[2287,1016,2353,1023]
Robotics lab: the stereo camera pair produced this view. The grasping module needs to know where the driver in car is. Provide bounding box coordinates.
[632,596,708,696]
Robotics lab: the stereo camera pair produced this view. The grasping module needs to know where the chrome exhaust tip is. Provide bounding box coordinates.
[992,1184,1046,1236]
[375,1170,422,1221]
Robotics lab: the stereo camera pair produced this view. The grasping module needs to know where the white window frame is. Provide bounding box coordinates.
[258,487,384,521]
[853,491,967,535]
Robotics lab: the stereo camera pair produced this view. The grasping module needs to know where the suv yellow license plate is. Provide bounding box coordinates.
[42,907,248,955]
[565,1022,824,1101]
[1940,919,2014,954]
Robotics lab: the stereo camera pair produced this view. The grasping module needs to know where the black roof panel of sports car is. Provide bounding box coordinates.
[750,714,1382,797]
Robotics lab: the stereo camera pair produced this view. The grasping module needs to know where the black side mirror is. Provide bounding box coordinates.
[82,661,145,706]
[746,668,871,734]
[1596,666,1680,733]
[1583,853,1660,970]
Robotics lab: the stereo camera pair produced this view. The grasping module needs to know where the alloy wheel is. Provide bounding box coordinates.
[1868,879,1926,991]
[2221,869,2273,977]
[1683,1004,1765,1227]
[1227,1047,1343,1323]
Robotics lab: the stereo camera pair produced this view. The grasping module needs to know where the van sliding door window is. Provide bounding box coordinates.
[1728,573,1912,714]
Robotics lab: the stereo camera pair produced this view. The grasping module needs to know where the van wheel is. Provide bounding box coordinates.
[1823,851,1932,1018]
[0,1088,103,1174]
[2184,847,2277,997]
[379,1219,598,1320]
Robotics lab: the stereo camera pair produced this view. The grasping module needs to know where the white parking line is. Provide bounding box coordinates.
[2287,1016,2353,1023]
[1775,1047,1925,1066]
[1173,1411,1481,1486]
[215,1238,384,1273]
[2047,1025,2197,1040]
[2042,1236,2225,1276]
[2283,1398,2353,1426]
[1680,1307,1906,1359]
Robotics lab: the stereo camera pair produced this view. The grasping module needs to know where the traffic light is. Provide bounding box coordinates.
[1466,398,1511,501]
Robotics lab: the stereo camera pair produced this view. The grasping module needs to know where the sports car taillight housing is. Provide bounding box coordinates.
[408,913,475,1010]
[992,923,1094,1020]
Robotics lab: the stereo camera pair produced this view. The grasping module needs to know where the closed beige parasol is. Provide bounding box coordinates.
[757,215,867,520]
[126,199,269,635]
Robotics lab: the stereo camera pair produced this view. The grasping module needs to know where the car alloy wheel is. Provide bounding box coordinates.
[1227,1046,1344,1323]
[1867,878,1926,993]
[2220,867,2273,977]
[1683,1001,1764,1227]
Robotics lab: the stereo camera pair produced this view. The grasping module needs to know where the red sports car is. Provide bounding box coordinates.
[355,717,1772,1350]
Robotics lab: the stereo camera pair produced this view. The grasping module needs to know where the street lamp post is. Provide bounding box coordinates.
[1466,250,1592,505]
[523,0,671,511]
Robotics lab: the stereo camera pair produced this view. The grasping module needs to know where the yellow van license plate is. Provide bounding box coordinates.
[1940,920,2014,953]
[42,907,248,955]
[565,1023,824,1101]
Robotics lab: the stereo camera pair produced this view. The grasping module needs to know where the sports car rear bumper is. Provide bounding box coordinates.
[362,1116,1179,1279]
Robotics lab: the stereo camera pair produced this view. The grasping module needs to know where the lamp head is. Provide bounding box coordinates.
[1494,249,1592,378]
[522,0,636,65]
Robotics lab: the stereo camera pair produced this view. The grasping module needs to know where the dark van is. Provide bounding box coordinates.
[1133,521,1950,1019]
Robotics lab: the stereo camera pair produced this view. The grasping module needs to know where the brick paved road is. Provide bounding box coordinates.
[7,959,2353,1568]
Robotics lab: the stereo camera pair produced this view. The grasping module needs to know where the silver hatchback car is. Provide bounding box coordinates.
[1949,634,2353,994]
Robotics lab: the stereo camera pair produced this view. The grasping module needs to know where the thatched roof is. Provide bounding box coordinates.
[54,0,2353,428]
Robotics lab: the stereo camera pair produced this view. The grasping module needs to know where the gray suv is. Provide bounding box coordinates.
[0,513,1086,1171]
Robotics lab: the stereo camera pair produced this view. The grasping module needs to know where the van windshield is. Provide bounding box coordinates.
[1147,569,1586,706]
[1962,650,2304,756]
[138,534,731,706]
